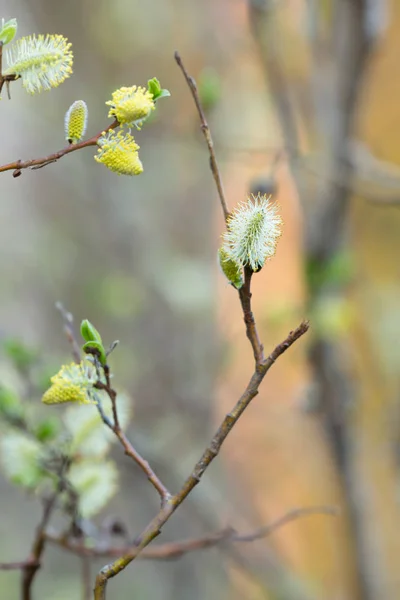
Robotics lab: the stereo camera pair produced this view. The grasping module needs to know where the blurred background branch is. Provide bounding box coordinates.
[44,505,337,560]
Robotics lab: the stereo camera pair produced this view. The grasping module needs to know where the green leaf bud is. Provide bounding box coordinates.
[218,247,243,289]
[80,319,102,344]
[0,18,17,46]
[82,341,107,365]
[147,77,161,97]
[147,77,170,101]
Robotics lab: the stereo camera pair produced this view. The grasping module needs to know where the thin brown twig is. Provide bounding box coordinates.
[93,320,309,599]
[56,302,81,364]
[0,560,37,571]
[0,120,119,177]
[174,50,230,222]
[21,493,58,600]
[94,379,171,506]
[103,364,119,429]
[239,267,265,364]
[45,505,337,561]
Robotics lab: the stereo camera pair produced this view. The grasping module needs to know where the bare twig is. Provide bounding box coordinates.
[0,560,37,571]
[46,505,336,561]
[0,120,119,177]
[3,457,73,599]
[21,493,58,600]
[93,321,309,598]
[174,50,230,221]
[56,302,81,364]
[175,55,265,366]
[94,378,171,506]
[103,364,119,428]
[239,267,265,364]
[248,4,299,161]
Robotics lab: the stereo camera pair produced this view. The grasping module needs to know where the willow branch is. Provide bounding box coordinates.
[56,302,81,364]
[93,52,310,599]
[174,54,265,364]
[93,320,309,599]
[174,50,230,221]
[21,493,58,600]
[0,560,37,571]
[94,378,171,506]
[0,120,119,177]
[239,267,265,364]
[46,504,336,561]
[54,302,170,505]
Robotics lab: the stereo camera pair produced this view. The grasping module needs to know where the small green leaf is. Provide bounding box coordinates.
[147,77,161,97]
[156,89,170,99]
[147,77,170,101]
[82,341,107,365]
[0,18,17,46]
[80,319,102,344]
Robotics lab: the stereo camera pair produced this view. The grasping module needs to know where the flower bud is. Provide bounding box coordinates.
[65,100,88,144]
[222,193,282,272]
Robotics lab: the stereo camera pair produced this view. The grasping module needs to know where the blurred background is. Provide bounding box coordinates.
[1,0,400,598]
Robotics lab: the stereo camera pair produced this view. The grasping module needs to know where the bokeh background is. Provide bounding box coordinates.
[1,0,400,599]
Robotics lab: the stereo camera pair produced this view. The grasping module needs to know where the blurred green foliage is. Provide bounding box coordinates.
[305,251,355,294]
[3,338,38,373]
[198,67,222,112]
